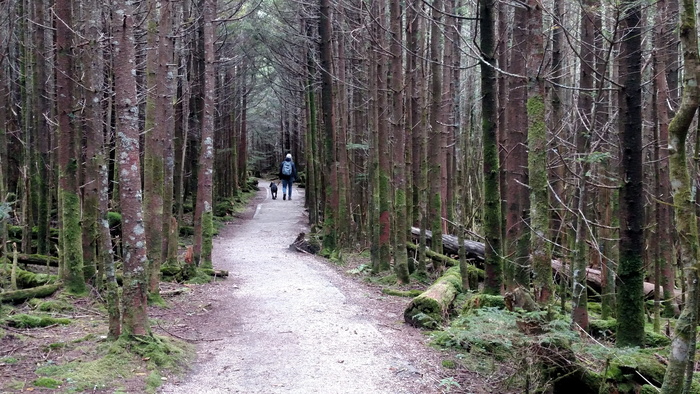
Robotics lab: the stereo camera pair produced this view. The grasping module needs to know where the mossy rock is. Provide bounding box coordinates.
[462,294,506,313]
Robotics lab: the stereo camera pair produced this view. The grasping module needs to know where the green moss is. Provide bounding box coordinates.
[33,377,62,389]
[1,357,18,364]
[29,299,74,312]
[462,294,506,312]
[3,313,71,328]
[145,371,163,393]
[381,288,423,298]
[442,359,457,369]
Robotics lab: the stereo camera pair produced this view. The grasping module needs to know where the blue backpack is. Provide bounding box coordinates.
[282,161,293,176]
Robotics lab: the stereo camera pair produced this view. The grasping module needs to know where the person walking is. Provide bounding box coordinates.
[278,153,298,200]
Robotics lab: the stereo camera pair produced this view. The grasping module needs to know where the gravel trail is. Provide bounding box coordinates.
[160,186,449,394]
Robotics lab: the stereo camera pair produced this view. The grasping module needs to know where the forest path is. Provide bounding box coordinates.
[159,183,451,394]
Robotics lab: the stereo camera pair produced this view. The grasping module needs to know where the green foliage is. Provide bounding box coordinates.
[1,356,18,364]
[442,359,457,369]
[107,211,122,228]
[346,264,370,275]
[438,376,461,392]
[462,294,506,312]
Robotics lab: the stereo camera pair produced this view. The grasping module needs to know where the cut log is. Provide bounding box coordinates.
[0,283,62,303]
[404,266,462,328]
[410,227,484,261]
[551,260,681,300]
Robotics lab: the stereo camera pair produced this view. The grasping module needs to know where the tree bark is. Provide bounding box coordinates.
[55,0,86,295]
[616,0,646,348]
[112,1,149,336]
[193,0,217,269]
[480,0,503,295]
[661,0,700,389]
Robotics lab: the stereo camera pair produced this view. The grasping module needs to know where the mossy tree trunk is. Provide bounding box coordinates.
[570,0,597,332]
[112,1,149,336]
[304,40,319,225]
[652,0,677,322]
[80,0,106,289]
[55,0,86,296]
[427,0,444,264]
[480,0,502,295]
[161,1,178,267]
[615,0,646,348]
[34,0,51,257]
[661,0,700,389]
[193,0,217,269]
[0,9,9,262]
[390,0,409,284]
[375,0,392,271]
[526,0,551,303]
[319,0,338,253]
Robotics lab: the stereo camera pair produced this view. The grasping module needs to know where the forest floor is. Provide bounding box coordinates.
[0,183,493,393]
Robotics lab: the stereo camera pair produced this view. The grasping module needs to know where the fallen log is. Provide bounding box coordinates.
[0,283,62,303]
[551,260,681,300]
[410,227,484,261]
[290,232,320,254]
[404,266,462,329]
[406,243,484,278]
[1,254,60,267]
[0,268,58,288]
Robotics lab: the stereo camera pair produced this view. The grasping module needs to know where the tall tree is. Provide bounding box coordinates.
[113,0,149,336]
[319,0,339,252]
[428,0,444,261]
[55,0,86,295]
[526,0,552,302]
[661,0,700,389]
[193,0,217,268]
[390,0,409,283]
[615,0,645,348]
[480,0,503,295]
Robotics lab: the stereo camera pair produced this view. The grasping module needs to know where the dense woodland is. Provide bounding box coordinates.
[1,0,700,392]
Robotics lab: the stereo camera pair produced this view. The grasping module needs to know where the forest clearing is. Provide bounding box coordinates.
[2,0,700,392]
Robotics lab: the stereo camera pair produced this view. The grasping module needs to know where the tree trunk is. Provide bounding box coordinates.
[55,0,86,295]
[661,0,700,389]
[504,0,529,289]
[390,0,409,283]
[319,0,338,253]
[144,0,166,297]
[428,0,444,262]
[113,1,149,336]
[526,0,552,303]
[480,0,503,295]
[193,0,217,269]
[616,0,646,348]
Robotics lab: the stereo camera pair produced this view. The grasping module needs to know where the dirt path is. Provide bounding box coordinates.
[159,185,453,394]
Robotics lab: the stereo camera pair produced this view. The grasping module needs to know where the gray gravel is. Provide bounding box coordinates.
[160,186,450,394]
